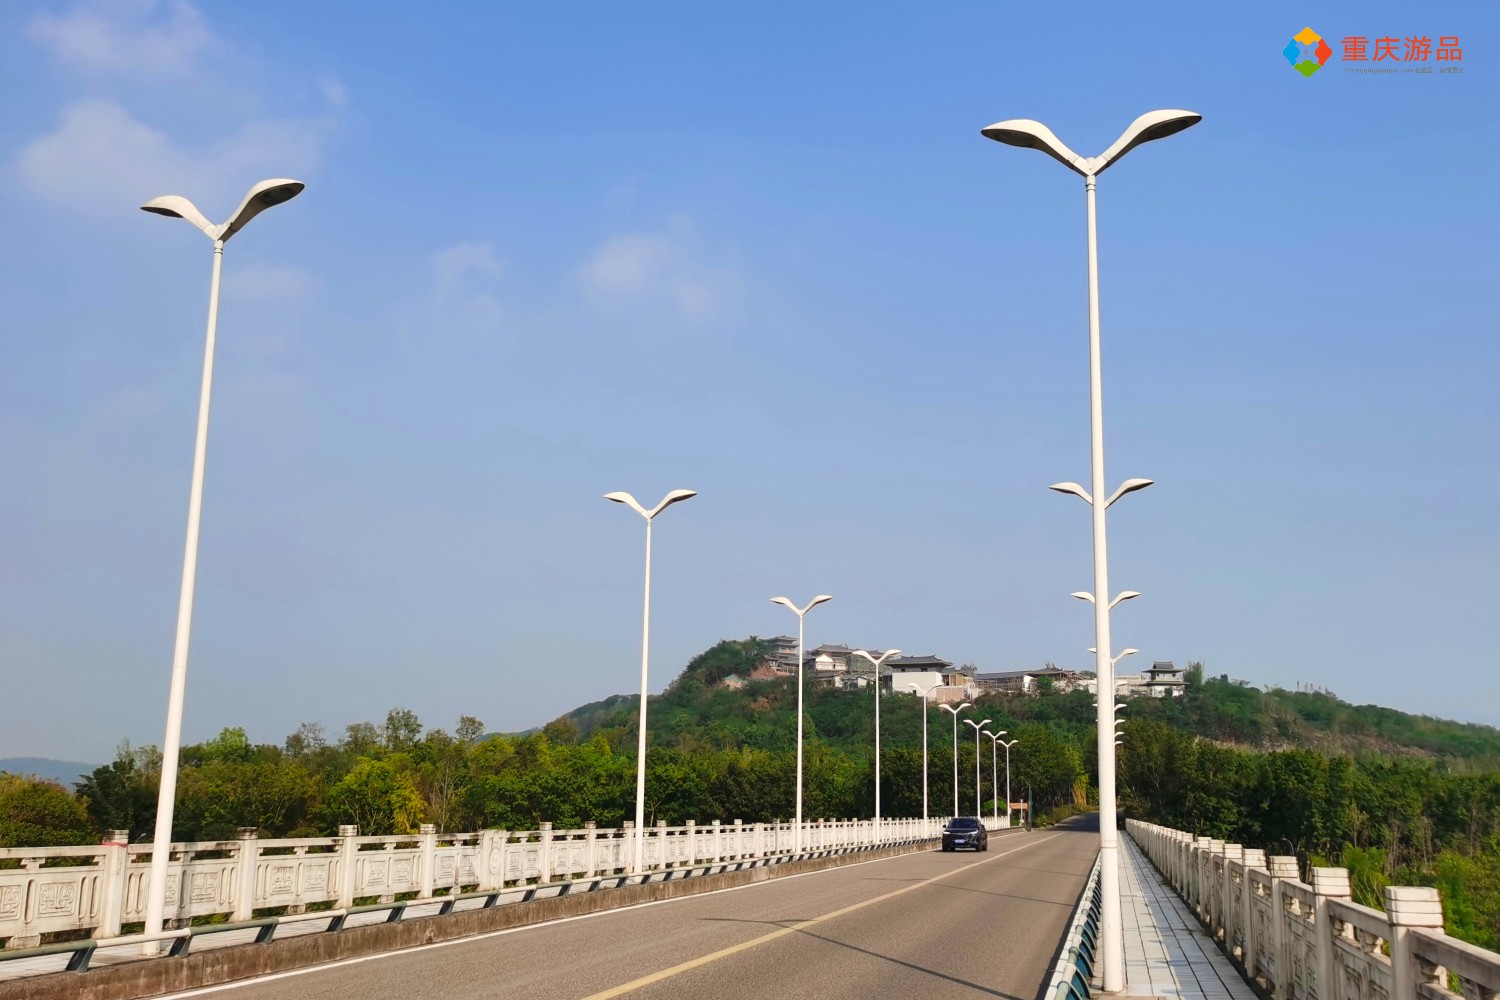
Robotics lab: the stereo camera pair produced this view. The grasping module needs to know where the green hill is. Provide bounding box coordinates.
[544,639,1500,767]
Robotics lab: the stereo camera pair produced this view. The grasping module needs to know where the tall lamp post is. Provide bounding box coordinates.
[139,178,304,952]
[998,737,1018,826]
[980,729,1009,824]
[852,649,901,837]
[939,702,972,817]
[911,680,948,822]
[963,718,992,817]
[770,594,833,854]
[981,108,1201,992]
[604,489,698,874]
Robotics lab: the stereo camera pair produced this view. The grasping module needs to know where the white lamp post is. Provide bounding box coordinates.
[911,680,948,822]
[852,649,901,837]
[769,594,833,854]
[939,702,972,818]
[604,489,698,875]
[139,178,304,953]
[963,718,991,816]
[998,738,1018,826]
[982,108,1200,992]
[980,729,1008,824]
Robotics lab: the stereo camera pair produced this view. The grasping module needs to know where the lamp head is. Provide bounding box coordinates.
[1094,110,1201,176]
[981,119,1090,175]
[649,489,698,518]
[220,178,304,242]
[603,491,649,518]
[140,195,219,240]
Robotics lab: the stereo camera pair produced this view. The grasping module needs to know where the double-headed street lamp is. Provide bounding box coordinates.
[980,729,1009,824]
[770,594,833,854]
[911,680,949,822]
[981,108,1201,993]
[939,701,972,817]
[604,489,697,874]
[139,178,304,952]
[998,737,1018,826]
[963,718,992,817]
[852,648,901,835]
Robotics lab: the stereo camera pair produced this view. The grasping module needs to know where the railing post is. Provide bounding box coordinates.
[97,830,131,938]
[1385,886,1445,1000]
[684,820,695,866]
[712,820,722,863]
[1310,866,1351,1000]
[232,827,259,922]
[732,819,743,860]
[1268,856,1300,1000]
[538,823,553,882]
[336,825,359,908]
[418,824,437,899]
[622,821,635,874]
[584,822,597,877]
[478,829,501,891]
[655,821,667,870]
[1192,836,1210,916]
[1222,844,1243,952]
[1242,848,1267,978]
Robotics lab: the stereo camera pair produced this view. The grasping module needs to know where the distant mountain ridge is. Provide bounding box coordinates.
[0,757,97,786]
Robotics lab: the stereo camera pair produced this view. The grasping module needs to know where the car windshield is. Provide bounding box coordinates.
[946,818,981,829]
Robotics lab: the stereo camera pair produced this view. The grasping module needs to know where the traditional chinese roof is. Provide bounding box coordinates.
[886,654,953,669]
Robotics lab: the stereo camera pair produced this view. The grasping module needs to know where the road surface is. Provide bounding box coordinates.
[161,820,1098,1000]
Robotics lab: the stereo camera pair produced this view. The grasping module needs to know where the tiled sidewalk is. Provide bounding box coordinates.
[1119,834,1258,1000]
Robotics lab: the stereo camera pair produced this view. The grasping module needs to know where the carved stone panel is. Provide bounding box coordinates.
[190,872,219,903]
[0,886,21,920]
[38,882,78,916]
[270,866,295,895]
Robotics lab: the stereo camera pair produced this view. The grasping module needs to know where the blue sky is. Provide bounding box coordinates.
[2,1,1496,761]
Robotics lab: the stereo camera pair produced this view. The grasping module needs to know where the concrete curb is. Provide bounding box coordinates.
[1,839,941,1000]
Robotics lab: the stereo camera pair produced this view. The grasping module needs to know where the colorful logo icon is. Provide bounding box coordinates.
[1284,27,1333,76]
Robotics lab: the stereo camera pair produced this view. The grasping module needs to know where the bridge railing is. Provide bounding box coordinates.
[1,816,963,949]
[1126,818,1500,1000]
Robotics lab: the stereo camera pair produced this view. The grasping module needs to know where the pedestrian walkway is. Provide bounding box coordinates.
[1119,833,1258,1000]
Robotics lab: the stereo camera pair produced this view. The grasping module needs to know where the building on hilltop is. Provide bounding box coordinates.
[761,635,800,674]
[882,654,973,702]
[1142,660,1186,697]
[975,665,1087,695]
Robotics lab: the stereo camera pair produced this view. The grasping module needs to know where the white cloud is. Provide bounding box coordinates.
[578,229,740,322]
[428,243,505,335]
[28,0,214,78]
[18,100,329,216]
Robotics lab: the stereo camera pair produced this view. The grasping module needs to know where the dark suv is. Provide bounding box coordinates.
[941,817,988,852]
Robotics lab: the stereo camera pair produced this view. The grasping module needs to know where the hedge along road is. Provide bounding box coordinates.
[159,822,1099,1000]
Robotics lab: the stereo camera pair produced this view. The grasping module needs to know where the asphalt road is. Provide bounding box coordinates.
[161,821,1098,1000]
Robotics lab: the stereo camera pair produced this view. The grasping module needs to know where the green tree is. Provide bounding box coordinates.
[0,774,93,847]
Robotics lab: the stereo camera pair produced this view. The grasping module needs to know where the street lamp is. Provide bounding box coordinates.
[982,108,1200,993]
[939,702,972,817]
[980,730,1008,824]
[770,594,833,854]
[139,178,304,952]
[911,680,949,822]
[852,649,901,837]
[963,718,992,817]
[998,737,1018,826]
[604,488,698,874]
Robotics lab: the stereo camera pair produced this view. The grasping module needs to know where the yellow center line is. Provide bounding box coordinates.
[582,832,1063,999]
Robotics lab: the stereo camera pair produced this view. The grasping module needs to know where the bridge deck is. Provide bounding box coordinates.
[1121,833,1257,1000]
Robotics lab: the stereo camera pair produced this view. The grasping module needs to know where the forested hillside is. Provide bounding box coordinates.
[2,637,1495,948]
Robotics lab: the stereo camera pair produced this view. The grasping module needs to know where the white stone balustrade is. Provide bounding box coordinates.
[1127,818,1500,1000]
[1,815,964,949]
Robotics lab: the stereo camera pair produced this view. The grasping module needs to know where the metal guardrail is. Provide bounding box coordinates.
[0,836,934,975]
[1049,853,1103,1000]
